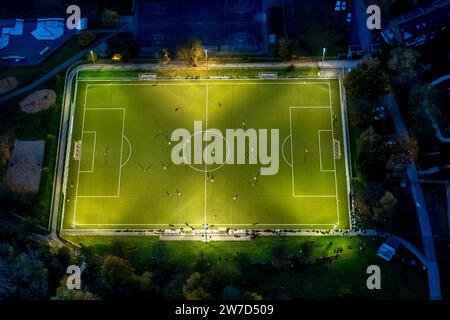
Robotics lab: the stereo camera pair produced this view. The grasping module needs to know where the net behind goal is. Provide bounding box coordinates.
[259,72,278,79]
[73,140,81,160]
[334,139,341,160]
[138,73,157,80]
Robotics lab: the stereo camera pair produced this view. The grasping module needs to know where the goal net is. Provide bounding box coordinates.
[138,73,157,80]
[334,139,341,160]
[259,72,278,79]
[73,140,81,160]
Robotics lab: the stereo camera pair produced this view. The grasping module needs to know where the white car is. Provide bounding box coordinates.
[342,1,347,11]
[346,12,352,23]
[335,1,341,11]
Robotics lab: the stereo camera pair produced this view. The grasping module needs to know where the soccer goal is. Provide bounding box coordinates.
[138,73,157,80]
[73,140,81,160]
[259,72,278,79]
[334,139,341,160]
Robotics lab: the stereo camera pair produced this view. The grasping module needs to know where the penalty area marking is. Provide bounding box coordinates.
[281,135,292,167]
[121,136,132,168]
[289,99,340,226]
[318,130,335,173]
[73,84,125,227]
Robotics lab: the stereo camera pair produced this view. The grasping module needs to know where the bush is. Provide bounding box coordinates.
[77,30,96,47]
[101,10,120,28]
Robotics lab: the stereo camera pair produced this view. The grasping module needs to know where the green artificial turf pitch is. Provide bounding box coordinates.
[62,78,350,230]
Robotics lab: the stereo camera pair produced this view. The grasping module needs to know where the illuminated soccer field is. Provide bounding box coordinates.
[61,77,350,230]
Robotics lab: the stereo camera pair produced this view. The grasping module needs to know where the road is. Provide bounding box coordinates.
[384,94,442,300]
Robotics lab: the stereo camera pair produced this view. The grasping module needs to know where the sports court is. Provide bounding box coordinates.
[135,0,265,54]
[61,77,350,230]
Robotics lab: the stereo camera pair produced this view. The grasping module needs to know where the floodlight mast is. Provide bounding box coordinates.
[331,223,338,244]
[71,224,81,245]
[322,48,327,70]
[318,48,327,76]
[90,50,96,65]
[205,49,208,71]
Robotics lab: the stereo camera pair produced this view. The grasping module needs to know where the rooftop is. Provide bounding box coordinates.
[0,17,87,65]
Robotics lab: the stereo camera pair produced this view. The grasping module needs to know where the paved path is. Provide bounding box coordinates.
[431,74,450,86]
[384,94,442,300]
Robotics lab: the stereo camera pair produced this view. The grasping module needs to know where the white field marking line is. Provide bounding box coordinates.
[289,107,295,197]
[290,106,331,109]
[85,107,125,110]
[76,108,125,199]
[60,71,79,230]
[121,136,132,168]
[77,80,331,86]
[66,222,340,227]
[73,83,89,225]
[339,77,353,228]
[76,195,121,198]
[204,84,208,226]
[289,106,337,200]
[78,77,333,81]
[318,130,335,173]
[281,135,292,167]
[79,131,96,173]
[118,108,125,197]
[70,81,337,226]
[293,195,336,198]
[328,81,340,227]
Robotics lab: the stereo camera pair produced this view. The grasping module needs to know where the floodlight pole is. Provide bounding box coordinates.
[90,50,96,65]
[205,49,208,72]
[332,224,337,244]
[321,48,327,71]
[72,224,81,246]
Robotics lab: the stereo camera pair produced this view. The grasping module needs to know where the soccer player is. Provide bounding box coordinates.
[103,145,110,158]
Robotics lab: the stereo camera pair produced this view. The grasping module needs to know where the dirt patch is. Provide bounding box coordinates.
[19,89,56,114]
[0,77,19,95]
[5,140,46,193]
[0,132,14,165]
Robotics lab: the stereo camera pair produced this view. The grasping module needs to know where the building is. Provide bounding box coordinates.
[0,17,87,65]
[377,236,401,261]
[381,0,450,47]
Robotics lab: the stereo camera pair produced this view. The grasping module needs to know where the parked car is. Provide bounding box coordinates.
[346,12,352,23]
[335,1,341,11]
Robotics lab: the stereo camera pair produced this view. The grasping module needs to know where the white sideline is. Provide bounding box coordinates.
[69,80,343,228]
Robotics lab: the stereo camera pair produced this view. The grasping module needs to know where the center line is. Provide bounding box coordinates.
[204,84,208,226]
